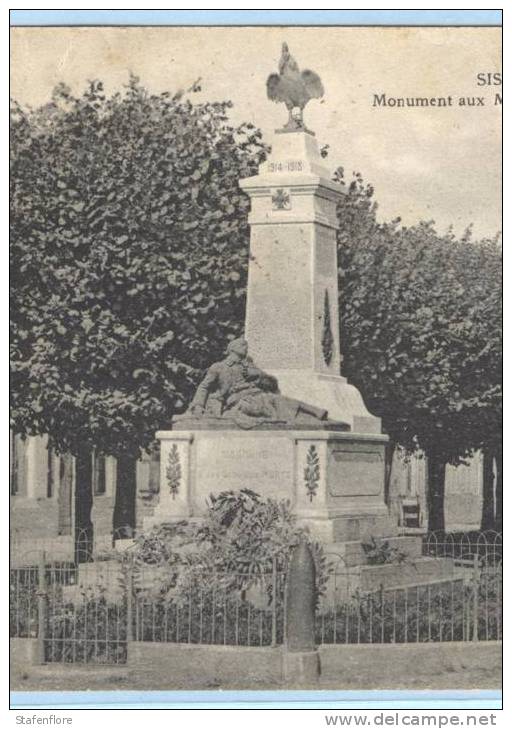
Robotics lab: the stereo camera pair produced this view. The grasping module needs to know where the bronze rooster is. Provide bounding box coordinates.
[266,43,324,131]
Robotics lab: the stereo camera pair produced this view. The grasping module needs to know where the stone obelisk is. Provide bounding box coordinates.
[150,46,397,546]
[240,61,379,434]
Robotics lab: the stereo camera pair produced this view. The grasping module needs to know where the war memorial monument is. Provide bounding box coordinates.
[148,45,398,553]
[9,30,501,697]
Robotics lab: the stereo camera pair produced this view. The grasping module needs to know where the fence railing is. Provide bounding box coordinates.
[10,563,38,639]
[133,566,287,647]
[10,531,502,664]
[317,567,502,645]
[422,530,502,565]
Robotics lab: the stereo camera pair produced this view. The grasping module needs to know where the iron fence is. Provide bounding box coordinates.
[10,531,502,665]
[9,563,38,639]
[10,547,286,661]
[10,547,128,664]
[422,530,502,566]
[44,555,128,664]
[317,565,502,645]
[133,563,287,647]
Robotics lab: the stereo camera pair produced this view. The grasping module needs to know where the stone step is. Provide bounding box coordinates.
[61,561,124,602]
[325,536,423,567]
[322,555,457,604]
[61,558,178,603]
[359,556,455,592]
[331,514,397,543]
[10,537,75,567]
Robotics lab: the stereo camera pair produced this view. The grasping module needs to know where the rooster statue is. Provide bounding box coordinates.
[266,43,324,132]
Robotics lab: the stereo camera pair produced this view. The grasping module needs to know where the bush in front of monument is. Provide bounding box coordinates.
[131,488,330,584]
[119,489,331,645]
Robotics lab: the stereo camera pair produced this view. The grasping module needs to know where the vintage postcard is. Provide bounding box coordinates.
[9,9,502,714]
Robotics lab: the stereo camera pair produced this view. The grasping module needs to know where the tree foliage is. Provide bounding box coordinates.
[10,78,501,531]
[335,169,502,529]
[10,78,266,457]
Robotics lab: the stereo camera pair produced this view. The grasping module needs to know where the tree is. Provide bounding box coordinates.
[449,237,502,531]
[10,78,266,443]
[11,78,501,536]
[10,77,266,527]
[334,169,502,531]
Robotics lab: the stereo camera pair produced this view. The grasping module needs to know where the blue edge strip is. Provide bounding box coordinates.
[11,690,502,710]
[8,4,502,712]
[9,9,502,26]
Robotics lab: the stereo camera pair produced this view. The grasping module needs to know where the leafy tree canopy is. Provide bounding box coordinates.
[10,78,266,457]
[335,169,501,529]
[10,78,501,532]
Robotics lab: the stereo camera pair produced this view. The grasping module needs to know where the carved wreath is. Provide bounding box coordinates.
[166,444,182,500]
[321,289,334,366]
[304,445,320,502]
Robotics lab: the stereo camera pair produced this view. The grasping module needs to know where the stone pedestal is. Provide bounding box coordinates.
[147,130,398,546]
[283,650,320,685]
[240,130,380,434]
[145,430,395,542]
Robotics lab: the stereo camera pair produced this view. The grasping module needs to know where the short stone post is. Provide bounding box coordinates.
[283,540,320,684]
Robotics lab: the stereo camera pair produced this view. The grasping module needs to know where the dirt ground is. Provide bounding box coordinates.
[11,663,502,693]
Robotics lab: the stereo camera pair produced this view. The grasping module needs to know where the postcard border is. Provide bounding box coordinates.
[8,6,503,713]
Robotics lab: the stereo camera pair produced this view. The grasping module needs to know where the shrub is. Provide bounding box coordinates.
[361,536,409,565]
[129,489,333,601]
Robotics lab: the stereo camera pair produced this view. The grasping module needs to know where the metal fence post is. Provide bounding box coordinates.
[379,583,385,643]
[36,551,47,665]
[271,557,277,647]
[472,553,479,642]
[126,559,134,643]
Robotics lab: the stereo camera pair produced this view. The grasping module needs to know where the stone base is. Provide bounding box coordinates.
[173,415,349,432]
[322,555,458,604]
[327,536,423,567]
[10,536,75,567]
[10,638,40,668]
[147,429,395,544]
[299,513,397,544]
[283,650,320,684]
[359,557,456,591]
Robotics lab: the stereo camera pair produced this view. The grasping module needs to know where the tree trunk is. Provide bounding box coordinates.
[426,451,446,533]
[384,440,396,507]
[495,442,502,533]
[480,447,496,531]
[57,452,74,536]
[113,455,137,539]
[74,449,93,561]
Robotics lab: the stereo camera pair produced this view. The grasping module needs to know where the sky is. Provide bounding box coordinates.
[10,26,502,238]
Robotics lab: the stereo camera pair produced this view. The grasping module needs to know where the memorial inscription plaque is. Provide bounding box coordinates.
[193,435,295,507]
[328,447,383,497]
